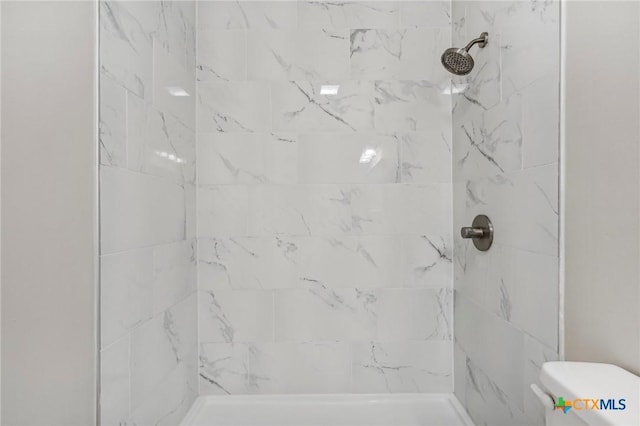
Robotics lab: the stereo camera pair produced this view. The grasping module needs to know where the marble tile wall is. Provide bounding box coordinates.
[99,1,198,424]
[196,0,455,395]
[450,1,560,425]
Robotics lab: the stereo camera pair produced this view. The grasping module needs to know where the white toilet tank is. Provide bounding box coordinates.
[538,362,639,426]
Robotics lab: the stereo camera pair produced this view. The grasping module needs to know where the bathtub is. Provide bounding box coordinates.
[180,394,474,426]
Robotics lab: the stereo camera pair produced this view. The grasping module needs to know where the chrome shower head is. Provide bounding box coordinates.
[441,32,488,76]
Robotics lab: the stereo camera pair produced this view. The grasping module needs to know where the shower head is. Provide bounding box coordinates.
[441,32,488,76]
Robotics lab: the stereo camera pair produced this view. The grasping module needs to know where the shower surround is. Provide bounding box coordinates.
[196,0,455,395]
[96,0,563,425]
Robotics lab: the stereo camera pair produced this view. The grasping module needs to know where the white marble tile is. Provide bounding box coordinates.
[350,28,450,81]
[454,292,524,409]
[274,288,451,342]
[244,183,451,237]
[198,133,265,184]
[400,1,451,28]
[453,91,523,181]
[298,1,401,29]
[100,1,153,101]
[490,246,559,351]
[130,293,197,411]
[199,342,253,394]
[405,235,453,288]
[101,248,155,347]
[127,92,196,184]
[298,133,399,184]
[262,133,300,184]
[198,0,298,30]
[198,289,274,343]
[247,30,350,80]
[198,81,270,133]
[197,234,451,291]
[459,164,558,256]
[521,74,560,168]
[127,361,197,426]
[271,80,375,132]
[399,132,451,183]
[453,342,467,407]
[246,184,318,237]
[152,240,197,315]
[99,74,127,167]
[384,183,452,236]
[197,133,298,185]
[153,41,196,130]
[185,183,197,240]
[352,341,452,393]
[249,341,352,393]
[100,166,186,254]
[197,30,247,82]
[153,0,196,70]
[100,337,130,426]
[457,346,525,426]
[197,185,249,237]
[374,81,451,132]
[198,237,265,290]
[499,1,560,99]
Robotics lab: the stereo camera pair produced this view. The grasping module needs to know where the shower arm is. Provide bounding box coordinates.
[463,32,489,52]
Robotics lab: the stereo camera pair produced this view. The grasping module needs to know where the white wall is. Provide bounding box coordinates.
[1,2,98,424]
[563,0,640,375]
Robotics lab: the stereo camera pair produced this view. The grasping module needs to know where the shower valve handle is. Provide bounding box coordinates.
[460,215,494,251]
[460,227,485,239]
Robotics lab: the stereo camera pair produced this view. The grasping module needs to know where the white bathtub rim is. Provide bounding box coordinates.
[181,393,474,426]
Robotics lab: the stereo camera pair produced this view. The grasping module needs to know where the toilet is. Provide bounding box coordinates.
[534,362,639,426]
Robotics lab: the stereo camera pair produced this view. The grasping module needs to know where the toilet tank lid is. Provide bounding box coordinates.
[540,362,639,426]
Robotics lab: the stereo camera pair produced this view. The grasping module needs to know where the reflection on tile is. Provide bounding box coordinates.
[127,93,196,184]
[298,133,399,184]
[153,42,196,129]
